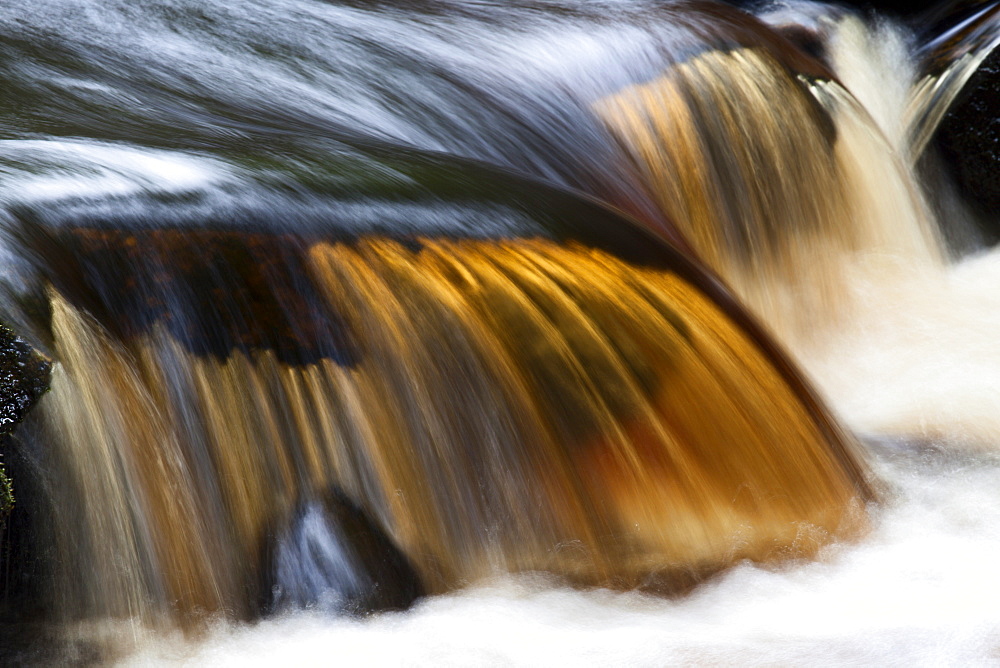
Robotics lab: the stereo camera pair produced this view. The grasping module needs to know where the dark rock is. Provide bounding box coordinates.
[267,489,424,616]
[21,227,359,367]
[0,327,49,518]
[0,330,50,642]
[0,327,49,434]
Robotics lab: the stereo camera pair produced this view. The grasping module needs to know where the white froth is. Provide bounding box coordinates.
[803,249,1000,450]
[8,5,998,666]
[118,450,1000,666]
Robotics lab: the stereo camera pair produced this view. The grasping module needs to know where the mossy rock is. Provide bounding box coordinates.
[0,467,11,518]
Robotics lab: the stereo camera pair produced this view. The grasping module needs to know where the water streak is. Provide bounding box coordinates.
[26,233,871,630]
[597,39,942,353]
[0,1,984,663]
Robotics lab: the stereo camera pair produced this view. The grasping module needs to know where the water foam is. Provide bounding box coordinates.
[120,445,1000,666]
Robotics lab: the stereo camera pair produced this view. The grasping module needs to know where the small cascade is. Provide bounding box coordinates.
[20,226,870,628]
[597,32,943,354]
[2,0,995,662]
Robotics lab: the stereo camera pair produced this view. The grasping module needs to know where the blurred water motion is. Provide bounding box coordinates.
[1,0,997,663]
[20,227,866,624]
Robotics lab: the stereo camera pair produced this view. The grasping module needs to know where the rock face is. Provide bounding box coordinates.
[0,326,49,519]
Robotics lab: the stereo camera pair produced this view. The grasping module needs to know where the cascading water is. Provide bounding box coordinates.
[33,230,868,620]
[596,17,943,355]
[1,0,999,665]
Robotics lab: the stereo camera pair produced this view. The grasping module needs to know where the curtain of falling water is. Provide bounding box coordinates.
[34,233,868,627]
[0,1,996,663]
[596,43,944,354]
[7,0,979,657]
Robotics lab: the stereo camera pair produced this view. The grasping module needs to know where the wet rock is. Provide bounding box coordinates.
[268,489,424,616]
[22,227,359,367]
[0,327,49,430]
[0,326,49,518]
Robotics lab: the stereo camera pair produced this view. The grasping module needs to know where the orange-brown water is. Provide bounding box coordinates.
[36,236,870,626]
[9,4,982,662]
[596,45,943,353]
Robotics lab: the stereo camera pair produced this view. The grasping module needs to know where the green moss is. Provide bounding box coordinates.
[0,461,11,518]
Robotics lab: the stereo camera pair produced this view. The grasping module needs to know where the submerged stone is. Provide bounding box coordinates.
[269,490,424,616]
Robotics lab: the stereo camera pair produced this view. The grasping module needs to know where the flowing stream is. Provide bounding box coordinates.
[1,0,999,665]
[120,446,1000,666]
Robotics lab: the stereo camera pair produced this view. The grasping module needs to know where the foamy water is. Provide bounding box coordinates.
[107,240,1000,667]
[121,446,1000,666]
[4,2,1000,664]
[807,249,1000,450]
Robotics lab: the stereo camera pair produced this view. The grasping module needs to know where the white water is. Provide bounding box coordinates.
[6,3,1000,664]
[111,11,1000,665]
[808,251,1000,450]
[112,245,1000,667]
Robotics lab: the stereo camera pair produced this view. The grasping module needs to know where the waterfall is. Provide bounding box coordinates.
[0,0,998,664]
[26,229,868,625]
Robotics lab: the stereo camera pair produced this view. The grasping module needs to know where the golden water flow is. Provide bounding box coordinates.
[596,46,943,352]
[39,237,870,624]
